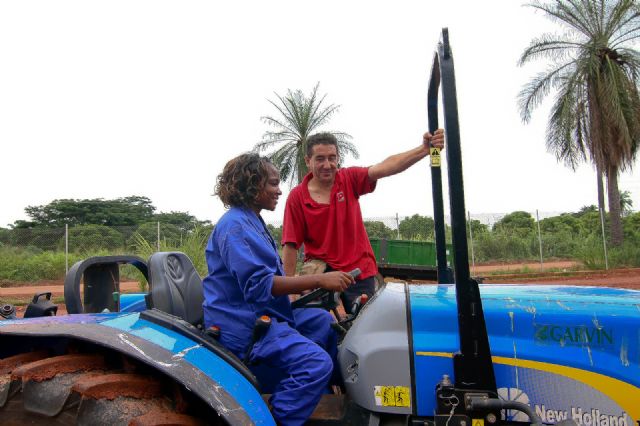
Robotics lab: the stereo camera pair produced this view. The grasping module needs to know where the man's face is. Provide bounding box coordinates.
[305,144,339,185]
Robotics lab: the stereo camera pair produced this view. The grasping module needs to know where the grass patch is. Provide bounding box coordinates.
[480,264,582,276]
[130,226,210,291]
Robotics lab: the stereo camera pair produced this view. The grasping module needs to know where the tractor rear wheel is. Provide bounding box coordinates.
[0,350,206,426]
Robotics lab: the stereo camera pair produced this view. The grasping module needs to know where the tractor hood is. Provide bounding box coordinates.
[339,282,640,422]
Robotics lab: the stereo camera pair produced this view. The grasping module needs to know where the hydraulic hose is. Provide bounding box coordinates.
[468,397,543,426]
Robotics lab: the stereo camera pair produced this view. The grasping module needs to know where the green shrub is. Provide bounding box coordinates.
[473,232,536,262]
[608,241,640,268]
[539,231,579,258]
[0,247,72,282]
[574,236,608,269]
[364,221,395,239]
[399,215,434,241]
[67,225,125,252]
[9,228,65,251]
[131,226,211,290]
[128,222,183,249]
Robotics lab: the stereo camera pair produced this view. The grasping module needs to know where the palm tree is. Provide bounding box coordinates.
[620,189,634,215]
[518,0,640,246]
[254,83,358,184]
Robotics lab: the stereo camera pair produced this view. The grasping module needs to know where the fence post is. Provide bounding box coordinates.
[599,207,609,270]
[536,209,543,271]
[395,213,400,239]
[157,221,160,251]
[65,224,69,275]
[467,211,475,275]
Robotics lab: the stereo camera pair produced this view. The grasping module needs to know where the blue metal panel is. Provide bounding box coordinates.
[410,284,640,422]
[100,314,274,425]
[119,293,147,312]
[410,284,458,415]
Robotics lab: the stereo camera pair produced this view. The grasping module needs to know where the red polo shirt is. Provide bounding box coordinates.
[282,167,378,279]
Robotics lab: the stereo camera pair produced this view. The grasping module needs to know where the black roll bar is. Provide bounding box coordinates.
[428,28,497,393]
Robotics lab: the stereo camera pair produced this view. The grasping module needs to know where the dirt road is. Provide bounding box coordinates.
[470,260,578,273]
[0,281,142,297]
[483,267,640,290]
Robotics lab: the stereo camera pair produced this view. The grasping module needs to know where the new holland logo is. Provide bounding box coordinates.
[534,324,613,347]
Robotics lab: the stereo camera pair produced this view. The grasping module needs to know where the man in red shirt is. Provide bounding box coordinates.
[282,130,445,311]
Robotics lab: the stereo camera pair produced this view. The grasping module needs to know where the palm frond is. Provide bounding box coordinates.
[308,103,341,130]
[336,139,360,163]
[268,142,298,182]
[518,35,583,66]
[604,0,640,40]
[263,98,298,131]
[254,83,358,184]
[528,0,594,37]
[546,72,588,169]
[254,131,299,153]
[518,61,577,122]
[576,0,602,35]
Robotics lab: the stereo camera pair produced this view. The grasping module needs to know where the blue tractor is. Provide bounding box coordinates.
[1,29,639,425]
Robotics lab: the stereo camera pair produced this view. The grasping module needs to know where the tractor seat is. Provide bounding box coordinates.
[147,252,204,327]
[145,252,260,390]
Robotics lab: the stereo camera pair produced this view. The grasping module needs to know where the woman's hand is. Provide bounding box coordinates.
[317,271,355,292]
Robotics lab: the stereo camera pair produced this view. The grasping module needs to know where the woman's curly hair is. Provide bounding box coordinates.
[215,153,274,209]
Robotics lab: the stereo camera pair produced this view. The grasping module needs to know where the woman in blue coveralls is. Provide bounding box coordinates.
[202,153,355,426]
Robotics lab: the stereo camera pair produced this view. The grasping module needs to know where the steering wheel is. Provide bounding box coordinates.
[290,268,362,313]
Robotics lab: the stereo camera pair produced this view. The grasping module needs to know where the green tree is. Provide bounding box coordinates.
[15,196,156,228]
[267,224,283,246]
[67,225,124,252]
[518,0,640,246]
[539,213,581,234]
[467,219,489,238]
[623,211,640,239]
[493,211,535,237]
[364,221,396,239]
[253,83,358,184]
[152,211,211,230]
[153,211,198,227]
[576,209,605,237]
[129,222,183,248]
[0,227,9,245]
[399,215,434,240]
[575,205,598,217]
[9,227,65,250]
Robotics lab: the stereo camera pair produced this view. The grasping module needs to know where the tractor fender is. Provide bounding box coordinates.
[0,313,275,425]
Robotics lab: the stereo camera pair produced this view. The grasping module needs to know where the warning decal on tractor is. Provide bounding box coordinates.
[472,419,485,426]
[430,147,441,167]
[374,386,411,408]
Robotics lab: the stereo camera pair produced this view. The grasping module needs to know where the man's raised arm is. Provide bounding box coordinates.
[368,129,444,181]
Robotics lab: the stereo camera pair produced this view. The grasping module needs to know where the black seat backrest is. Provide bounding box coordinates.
[147,252,204,327]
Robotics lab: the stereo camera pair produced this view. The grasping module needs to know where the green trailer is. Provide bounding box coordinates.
[369,238,453,281]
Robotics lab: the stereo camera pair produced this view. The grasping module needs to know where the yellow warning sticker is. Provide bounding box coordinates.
[374,386,411,408]
[430,147,441,167]
[473,419,485,426]
[394,386,410,407]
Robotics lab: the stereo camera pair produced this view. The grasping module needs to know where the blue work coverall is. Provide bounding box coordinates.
[202,207,338,425]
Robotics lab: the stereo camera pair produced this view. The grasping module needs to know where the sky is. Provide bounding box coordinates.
[1,0,638,228]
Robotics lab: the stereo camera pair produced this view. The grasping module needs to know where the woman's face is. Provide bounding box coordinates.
[254,164,282,212]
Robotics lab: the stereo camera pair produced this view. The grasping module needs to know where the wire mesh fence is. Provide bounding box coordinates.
[0,209,622,283]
